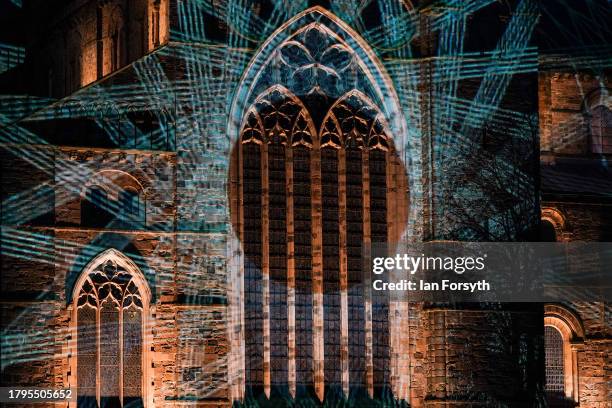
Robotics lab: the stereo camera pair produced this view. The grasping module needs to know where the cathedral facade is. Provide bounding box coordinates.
[0,1,610,407]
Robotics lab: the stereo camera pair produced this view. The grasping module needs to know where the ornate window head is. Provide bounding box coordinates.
[70,249,152,408]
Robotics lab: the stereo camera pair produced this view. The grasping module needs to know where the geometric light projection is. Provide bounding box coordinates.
[230,9,408,402]
[8,0,608,406]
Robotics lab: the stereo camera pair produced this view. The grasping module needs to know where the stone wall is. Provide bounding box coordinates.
[540,66,611,408]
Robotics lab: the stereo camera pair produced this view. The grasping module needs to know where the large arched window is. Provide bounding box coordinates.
[235,84,402,401]
[590,105,612,154]
[228,7,410,403]
[70,249,152,408]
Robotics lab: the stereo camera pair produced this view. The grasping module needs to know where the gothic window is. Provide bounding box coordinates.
[111,29,120,71]
[109,8,125,72]
[237,85,395,400]
[229,8,410,402]
[152,3,160,47]
[72,249,150,408]
[590,105,612,154]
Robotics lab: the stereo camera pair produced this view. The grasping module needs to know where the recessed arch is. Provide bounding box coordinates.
[226,6,416,404]
[82,169,145,200]
[227,7,415,225]
[544,304,584,403]
[541,207,567,241]
[68,248,153,408]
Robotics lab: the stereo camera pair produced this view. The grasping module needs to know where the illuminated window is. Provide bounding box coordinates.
[545,326,565,394]
[590,105,612,154]
[228,10,410,401]
[544,305,584,406]
[237,85,395,399]
[71,249,151,408]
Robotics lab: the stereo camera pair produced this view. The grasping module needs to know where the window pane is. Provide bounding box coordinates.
[294,146,313,394]
[100,301,120,405]
[242,143,264,392]
[77,305,97,404]
[545,326,565,394]
[268,142,288,393]
[123,307,143,405]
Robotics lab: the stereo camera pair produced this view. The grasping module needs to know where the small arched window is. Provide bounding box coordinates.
[82,171,146,229]
[590,105,612,154]
[82,186,112,228]
[544,326,565,395]
[71,249,151,408]
[544,305,584,406]
[109,7,125,72]
[540,219,557,242]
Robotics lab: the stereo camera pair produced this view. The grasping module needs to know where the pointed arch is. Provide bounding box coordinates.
[68,248,153,408]
[228,6,410,167]
[71,248,152,304]
[240,85,317,147]
[320,89,392,150]
[227,7,415,403]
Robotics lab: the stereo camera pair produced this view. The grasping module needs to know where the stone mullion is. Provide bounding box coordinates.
[362,148,373,398]
[261,141,271,398]
[234,141,245,399]
[285,144,296,398]
[97,305,101,407]
[311,141,324,401]
[337,147,349,397]
[386,150,397,395]
[119,303,124,406]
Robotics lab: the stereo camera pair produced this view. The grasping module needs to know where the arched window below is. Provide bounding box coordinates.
[544,305,584,407]
[590,105,612,154]
[544,326,565,395]
[71,249,151,408]
[82,186,112,228]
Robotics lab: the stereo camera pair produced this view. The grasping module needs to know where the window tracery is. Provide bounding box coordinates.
[237,85,394,400]
[71,249,150,407]
[229,8,409,402]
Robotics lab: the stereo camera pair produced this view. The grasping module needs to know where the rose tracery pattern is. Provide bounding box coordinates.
[279,24,354,95]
